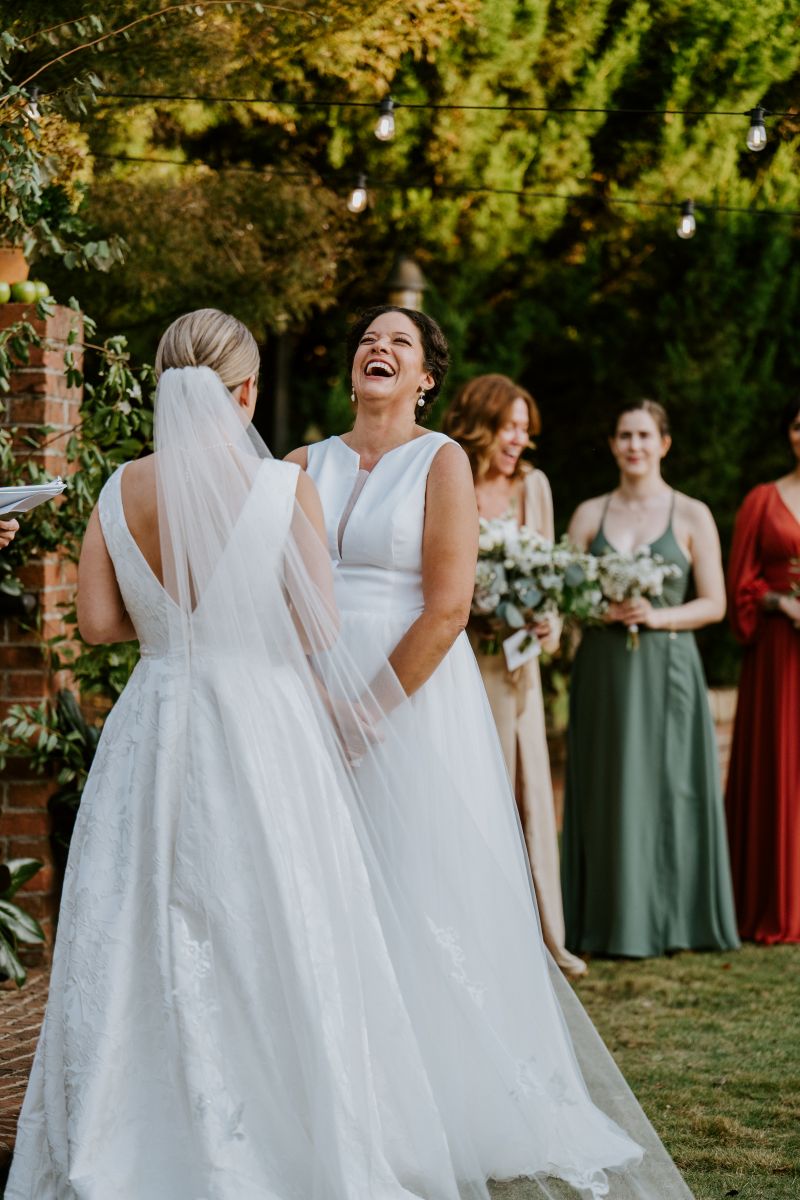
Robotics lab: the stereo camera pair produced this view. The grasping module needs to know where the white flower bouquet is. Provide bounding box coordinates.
[472,518,602,667]
[593,547,682,649]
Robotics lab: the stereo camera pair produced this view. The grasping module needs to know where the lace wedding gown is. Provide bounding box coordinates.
[306,432,694,1200]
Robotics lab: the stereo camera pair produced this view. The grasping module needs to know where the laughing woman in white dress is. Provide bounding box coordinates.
[286,305,695,1199]
[8,310,471,1200]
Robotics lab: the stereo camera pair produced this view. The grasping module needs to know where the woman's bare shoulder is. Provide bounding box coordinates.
[284,446,309,469]
[673,489,716,528]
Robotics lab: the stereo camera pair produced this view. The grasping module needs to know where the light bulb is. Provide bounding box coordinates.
[676,200,696,240]
[347,174,368,214]
[375,97,395,142]
[746,106,767,152]
[24,88,41,122]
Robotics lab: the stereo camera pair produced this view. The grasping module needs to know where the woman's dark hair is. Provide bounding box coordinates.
[780,398,800,435]
[443,374,541,481]
[346,305,450,421]
[611,398,670,438]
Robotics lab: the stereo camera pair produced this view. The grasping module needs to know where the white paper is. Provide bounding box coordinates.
[502,627,541,671]
[0,478,66,516]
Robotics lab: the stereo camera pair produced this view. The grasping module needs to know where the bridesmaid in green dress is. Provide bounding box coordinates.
[562,400,740,957]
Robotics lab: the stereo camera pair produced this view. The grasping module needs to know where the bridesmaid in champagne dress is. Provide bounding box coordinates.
[725,399,800,943]
[564,400,739,958]
[443,375,586,978]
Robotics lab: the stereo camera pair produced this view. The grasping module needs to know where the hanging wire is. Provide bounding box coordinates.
[94,90,796,119]
[89,152,800,219]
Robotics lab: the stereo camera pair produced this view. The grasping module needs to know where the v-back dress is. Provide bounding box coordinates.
[561,494,740,958]
[306,434,694,1198]
[725,482,800,943]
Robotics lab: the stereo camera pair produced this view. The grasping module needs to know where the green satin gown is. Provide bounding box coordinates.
[561,501,740,957]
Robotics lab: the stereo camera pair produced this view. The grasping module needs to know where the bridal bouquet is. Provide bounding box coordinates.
[472,519,602,668]
[593,547,682,650]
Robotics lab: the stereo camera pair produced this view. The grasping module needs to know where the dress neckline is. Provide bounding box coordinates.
[772,481,800,532]
[334,430,438,473]
[598,489,682,558]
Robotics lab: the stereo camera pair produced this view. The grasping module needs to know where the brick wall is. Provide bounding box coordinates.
[0,303,82,950]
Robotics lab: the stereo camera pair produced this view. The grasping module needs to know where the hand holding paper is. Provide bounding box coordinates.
[0,478,67,517]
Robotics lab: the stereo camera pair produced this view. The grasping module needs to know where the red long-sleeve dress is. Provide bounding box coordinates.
[725,483,800,943]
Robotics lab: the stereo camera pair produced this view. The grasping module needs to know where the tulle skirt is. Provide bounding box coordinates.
[334,611,691,1199]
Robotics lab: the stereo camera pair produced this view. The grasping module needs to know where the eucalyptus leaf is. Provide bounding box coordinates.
[500,602,526,630]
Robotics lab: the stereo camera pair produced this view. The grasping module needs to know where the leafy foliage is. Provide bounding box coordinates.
[0,31,125,270]
[0,858,45,987]
[0,300,153,831]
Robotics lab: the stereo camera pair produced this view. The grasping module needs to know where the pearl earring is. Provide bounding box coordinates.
[417,388,426,408]
[351,388,357,404]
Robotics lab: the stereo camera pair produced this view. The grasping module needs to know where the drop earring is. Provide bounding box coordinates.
[351,387,357,404]
[417,388,426,409]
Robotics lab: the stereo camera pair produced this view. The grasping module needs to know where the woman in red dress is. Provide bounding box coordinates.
[726,400,800,943]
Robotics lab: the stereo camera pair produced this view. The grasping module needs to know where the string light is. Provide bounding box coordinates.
[24,87,41,122]
[375,96,396,142]
[346,172,368,213]
[676,199,696,239]
[746,106,767,151]
[90,153,800,225]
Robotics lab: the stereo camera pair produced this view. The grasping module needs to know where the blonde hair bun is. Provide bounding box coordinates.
[155,309,260,392]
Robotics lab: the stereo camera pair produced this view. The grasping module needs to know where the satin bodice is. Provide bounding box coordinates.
[306,432,452,618]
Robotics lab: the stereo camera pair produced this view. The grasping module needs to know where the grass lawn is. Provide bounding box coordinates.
[491,943,799,1199]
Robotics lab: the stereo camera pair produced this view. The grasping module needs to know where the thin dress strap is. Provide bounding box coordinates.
[598,491,613,532]
[668,488,677,524]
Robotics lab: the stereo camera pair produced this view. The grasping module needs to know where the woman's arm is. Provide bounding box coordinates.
[567,498,601,553]
[285,467,340,651]
[628,498,726,632]
[77,507,137,644]
[726,485,774,643]
[388,443,478,697]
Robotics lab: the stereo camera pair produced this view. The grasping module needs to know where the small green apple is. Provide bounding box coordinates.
[10,280,38,304]
[32,280,50,300]
[0,282,10,304]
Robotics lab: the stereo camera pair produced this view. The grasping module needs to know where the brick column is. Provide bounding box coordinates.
[0,303,83,950]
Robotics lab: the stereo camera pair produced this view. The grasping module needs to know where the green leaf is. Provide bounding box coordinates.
[0,928,26,987]
[499,602,526,629]
[1,858,42,899]
[0,900,45,945]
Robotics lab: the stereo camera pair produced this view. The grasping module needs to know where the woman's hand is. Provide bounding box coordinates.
[532,616,553,641]
[778,593,800,628]
[0,518,19,549]
[606,597,662,628]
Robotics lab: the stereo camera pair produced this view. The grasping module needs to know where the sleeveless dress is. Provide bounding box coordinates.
[725,482,800,943]
[7,460,475,1200]
[306,434,689,1197]
[561,495,740,958]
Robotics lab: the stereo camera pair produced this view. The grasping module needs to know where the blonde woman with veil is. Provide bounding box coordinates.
[11,308,693,1199]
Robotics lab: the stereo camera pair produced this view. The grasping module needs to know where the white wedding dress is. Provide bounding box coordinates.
[306,432,694,1200]
[7,458,466,1200]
